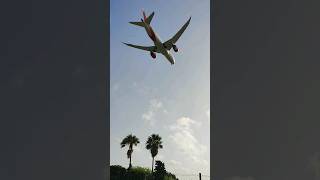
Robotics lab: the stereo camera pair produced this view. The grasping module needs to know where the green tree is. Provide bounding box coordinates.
[120,134,140,170]
[146,134,163,173]
[154,160,166,180]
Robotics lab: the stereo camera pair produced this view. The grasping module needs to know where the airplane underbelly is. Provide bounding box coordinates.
[154,39,164,52]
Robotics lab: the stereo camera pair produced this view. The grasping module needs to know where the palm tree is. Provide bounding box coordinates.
[120,134,140,170]
[146,134,163,173]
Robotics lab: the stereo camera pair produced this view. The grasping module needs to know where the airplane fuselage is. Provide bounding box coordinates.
[142,22,175,65]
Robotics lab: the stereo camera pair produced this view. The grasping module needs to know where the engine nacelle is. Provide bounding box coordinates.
[172,44,178,52]
[150,51,156,59]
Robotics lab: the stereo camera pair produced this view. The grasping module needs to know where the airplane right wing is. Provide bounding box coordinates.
[123,42,159,52]
[163,17,191,50]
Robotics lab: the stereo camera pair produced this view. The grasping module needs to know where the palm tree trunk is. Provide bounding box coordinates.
[151,157,154,173]
[129,155,132,169]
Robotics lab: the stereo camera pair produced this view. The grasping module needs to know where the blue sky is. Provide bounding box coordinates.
[110,0,210,177]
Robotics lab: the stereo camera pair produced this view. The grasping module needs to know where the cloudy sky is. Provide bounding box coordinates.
[110,0,210,177]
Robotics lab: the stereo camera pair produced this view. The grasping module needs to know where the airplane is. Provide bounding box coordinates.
[123,11,191,65]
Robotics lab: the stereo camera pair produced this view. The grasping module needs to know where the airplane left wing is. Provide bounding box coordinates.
[123,42,159,52]
[163,17,191,50]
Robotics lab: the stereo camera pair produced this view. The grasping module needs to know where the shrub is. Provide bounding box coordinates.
[163,175,177,180]
[110,165,178,180]
[126,166,152,180]
[165,172,178,180]
[129,166,152,175]
[110,165,126,180]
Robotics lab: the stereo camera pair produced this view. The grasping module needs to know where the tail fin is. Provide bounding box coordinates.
[129,11,154,27]
[143,11,147,21]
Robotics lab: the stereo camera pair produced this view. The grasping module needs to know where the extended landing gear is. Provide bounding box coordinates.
[172,44,178,52]
[150,51,156,59]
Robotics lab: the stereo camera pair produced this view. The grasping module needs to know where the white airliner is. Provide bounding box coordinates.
[123,11,191,65]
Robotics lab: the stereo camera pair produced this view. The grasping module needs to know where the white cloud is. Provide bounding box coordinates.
[142,111,155,125]
[168,160,182,166]
[166,160,190,175]
[132,82,157,96]
[169,117,207,165]
[170,117,202,131]
[142,98,166,126]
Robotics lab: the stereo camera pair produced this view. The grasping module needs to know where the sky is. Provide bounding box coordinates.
[110,0,210,178]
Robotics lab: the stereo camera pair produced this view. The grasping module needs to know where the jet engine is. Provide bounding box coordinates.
[150,51,156,59]
[172,44,178,52]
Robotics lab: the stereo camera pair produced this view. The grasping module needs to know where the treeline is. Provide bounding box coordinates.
[110,161,178,180]
[113,133,179,179]
[120,134,163,172]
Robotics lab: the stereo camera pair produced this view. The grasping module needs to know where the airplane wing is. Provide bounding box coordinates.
[163,17,191,50]
[123,42,159,52]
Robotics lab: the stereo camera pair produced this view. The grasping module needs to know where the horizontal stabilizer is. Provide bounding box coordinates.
[129,11,154,27]
[129,21,145,27]
[145,12,154,24]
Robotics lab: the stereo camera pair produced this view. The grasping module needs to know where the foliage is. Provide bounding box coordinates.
[110,165,126,179]
[120,134,140,148]
[110,165,152,180]
[129,166,152,175]
[154,161,166,173]
[154,160,166,179]
[146,134,163,158]
[165,172,178,180]
[163,175,178,180]
[110,165,178,180]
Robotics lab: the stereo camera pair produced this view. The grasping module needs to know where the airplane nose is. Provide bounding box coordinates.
[166,51,175,65]
[170,54,175,65]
